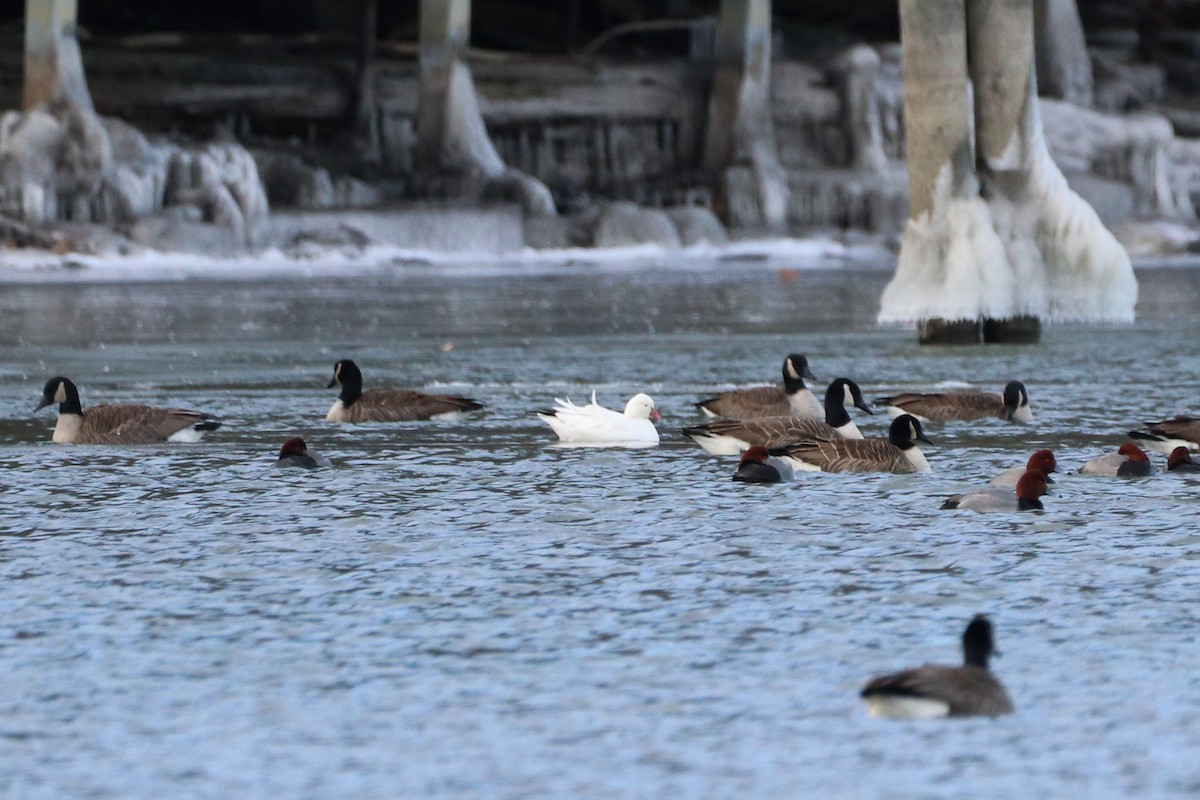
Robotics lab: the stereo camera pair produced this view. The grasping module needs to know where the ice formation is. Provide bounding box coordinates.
[879,80,1136,325]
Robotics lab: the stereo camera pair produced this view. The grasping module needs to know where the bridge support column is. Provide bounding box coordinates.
[416,0,555,215]
[24,0,91,110]
[703,0,788,230]
[879,0,1134,345]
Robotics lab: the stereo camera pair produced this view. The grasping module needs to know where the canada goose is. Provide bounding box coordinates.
[682,377,874,456]
[1080,443,1154,477]
[1128,415,1200,454]
[696,353,821,419]
[875,380,1032,423]
[768,414,933,474]
[537,391,660,445]
[326,359,484,422]
[1167,447,1200,473]
[731,445,794,483]
[860,615,1014,719]
[34,376,221,444]
[989,449,1057,487]
[941,469,1049,511]
[274,437,330,469]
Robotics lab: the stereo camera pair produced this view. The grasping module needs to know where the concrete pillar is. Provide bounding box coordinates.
[416,0,481,171]
[23,0,92,110]
[898,0,973,220]
[703,0,788,229]
[882,0,1133,343]
[969,0,1035,172]
[1033,0,1093,106]
[415,0,554,215]
[834,45,887,173]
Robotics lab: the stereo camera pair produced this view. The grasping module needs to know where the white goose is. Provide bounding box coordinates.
[537,391,661,446]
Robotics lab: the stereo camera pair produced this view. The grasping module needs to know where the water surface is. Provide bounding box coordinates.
[1,258,1198,798]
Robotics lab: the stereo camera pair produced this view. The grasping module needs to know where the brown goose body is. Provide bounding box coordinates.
[326,359,484,422]
[696,353,821,419]
[1128,415,1200,454]
[861,615,1014,719]
[35,377,221,444]
[769,415,932,474]
[876,381,1032,423]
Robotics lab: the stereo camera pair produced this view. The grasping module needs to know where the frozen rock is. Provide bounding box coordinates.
[666,206,727,245]
[592,202,681,248]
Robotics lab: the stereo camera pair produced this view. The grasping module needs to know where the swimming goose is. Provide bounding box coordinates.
[537,391,661,445]
[1080,443,1155,477]
[1166,447,1200,473]
[875,380,1032,423]
[860,615,1014,719]
[695,353,821,419]
[989,449,1057,487]
[274,437,331,469]
[1128,415,1200,454]
[768,414,933,474]
[34,376,222,444]
[326,359,484,422]
[682,377,874,456]
[731,445,795,484]
[941,469,1049,511]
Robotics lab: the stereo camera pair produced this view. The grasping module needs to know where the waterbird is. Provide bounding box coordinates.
[1080,443,1154,477]
[989,449,1057,487]
[695,353,822,419]
[682,377,874,456]
[35,376,221,444]
[875,380,1032,423]
[274,437,330,468]
[537,391,660,445]
[731,445,794,483]
[1166,446,1200,473]
[860,615,1014,719]
[326,359,484,422]
[940,469,1049,511]
[1128,415,1200,454]
[768,414,933,473]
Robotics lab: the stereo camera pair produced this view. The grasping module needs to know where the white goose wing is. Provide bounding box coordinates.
[538,392,658,444]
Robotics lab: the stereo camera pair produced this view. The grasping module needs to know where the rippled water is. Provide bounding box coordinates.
[1,258,1199,798]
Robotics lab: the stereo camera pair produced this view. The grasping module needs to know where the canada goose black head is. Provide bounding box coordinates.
[327,359,364,389]
[890,414,933,448]
[782,353,817,387]
[962,614,999,668]
[1002,381,1028,421]
[827,377,875,416]
[35,376,82,415]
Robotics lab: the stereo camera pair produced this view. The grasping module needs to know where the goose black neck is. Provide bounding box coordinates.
[824,380,851,427]
[339,376,363,406]
[962,617,995,669]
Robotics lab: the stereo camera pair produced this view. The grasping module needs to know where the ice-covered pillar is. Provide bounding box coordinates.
[415,0,555,215]
[702,0,789,230]
[893,0,983,343]
[879,0,1135,344]
[1033,0,1093,107]
[23,0,92,110]
[833,45,888,173]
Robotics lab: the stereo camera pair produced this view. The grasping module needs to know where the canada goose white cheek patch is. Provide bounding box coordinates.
[1012,405,1033,423]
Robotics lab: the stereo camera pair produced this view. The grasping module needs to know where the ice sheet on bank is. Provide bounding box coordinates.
[0,235,882,283]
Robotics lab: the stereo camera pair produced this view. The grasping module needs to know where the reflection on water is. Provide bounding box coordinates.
[0,261,1198,798]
